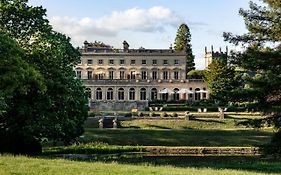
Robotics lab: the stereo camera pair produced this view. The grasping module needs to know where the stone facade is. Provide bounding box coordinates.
[205,45,228,69]
[75,41,209,111]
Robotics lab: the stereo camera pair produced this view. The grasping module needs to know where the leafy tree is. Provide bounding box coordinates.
[174,23,195,74]
[0,0,88,153]
[187,70,206,79]
[204,60,240,105]
[224,0,281,151]
[0,32,46,154]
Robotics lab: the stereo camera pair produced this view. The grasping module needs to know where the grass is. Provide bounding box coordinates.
[80,128,272,147]
[81,113,273,147]
[3,112,274,175]
[1,155,281,175]
[43,142,143,155]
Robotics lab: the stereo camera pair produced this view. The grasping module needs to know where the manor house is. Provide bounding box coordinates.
[75,41,209,110]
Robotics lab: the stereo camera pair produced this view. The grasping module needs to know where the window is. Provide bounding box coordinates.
[129,88,135,100]
[98,59,103,65]
[76,70,82,79]
[163,60,168,65]
[202,88,207,99]
[109,71,114,79]
[85,88,91,99]
[151,88,157,100]
[174,71,179,80]
[162,93,168,101]
[96,88,102,100]
[107,88,113,100]
[189,88,193,99]
[152,71,158,80]
[87,59,93,65]
[131,60,136,65]
[118,88,125,100]
[142,60,146,65]
[120,59,125,65]
[140,88,146,100]
[195,88,201,101]
[130,71,136,79]
[174,59,179,65]
[87,71,93,79]
[109,59,114,65]
[163,71,168,79]
[98,74,104,80]
[77,59,82,64]
[141,71,147,80]
[152,60,157,65]
[120,71,125,79]
[173,88,180,101]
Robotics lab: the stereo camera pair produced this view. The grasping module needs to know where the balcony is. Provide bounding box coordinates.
[81,79,204,85]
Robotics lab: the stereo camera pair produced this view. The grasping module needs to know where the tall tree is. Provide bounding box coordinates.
[204,60,240,105]
[0,0,88,153]
[174,23,195,74]
[224,0,281,151]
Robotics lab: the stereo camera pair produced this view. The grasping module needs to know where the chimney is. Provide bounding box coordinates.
[205,46,207,54]
[211,45,214,52]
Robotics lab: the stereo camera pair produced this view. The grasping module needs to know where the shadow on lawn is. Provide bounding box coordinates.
[191,118,226,124]
[111,155,281,174]
[81,129,272,147]
[44,153,281,174]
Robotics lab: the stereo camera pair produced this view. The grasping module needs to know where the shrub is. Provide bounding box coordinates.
[160,112,168,117]
[172,112,178,117]
[149,112,156,117]
[138,112,144,117]
[122,112,132,117]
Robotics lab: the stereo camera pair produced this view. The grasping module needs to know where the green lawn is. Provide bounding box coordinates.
[82,113,273,147]
[80,128,272,147]
[1,155,281,175]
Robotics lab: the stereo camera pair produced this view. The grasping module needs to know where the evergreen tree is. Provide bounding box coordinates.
[174,23,195,74]
[204,60,240,105]
[224,0,281,152]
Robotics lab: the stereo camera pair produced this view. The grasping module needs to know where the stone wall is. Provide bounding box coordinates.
[90,101,148,111]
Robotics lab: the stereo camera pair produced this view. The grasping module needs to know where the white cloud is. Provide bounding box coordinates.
[49,6,182,46]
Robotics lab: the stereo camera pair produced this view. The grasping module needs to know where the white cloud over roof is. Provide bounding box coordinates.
[50,6,182,45]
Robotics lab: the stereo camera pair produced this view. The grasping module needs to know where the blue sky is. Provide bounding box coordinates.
[28,0,257,69]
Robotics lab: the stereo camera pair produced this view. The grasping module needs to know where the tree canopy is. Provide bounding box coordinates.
[224,0,281,151]
[174,23,195,74]
[0,0,88,154]
[204,60,240,105]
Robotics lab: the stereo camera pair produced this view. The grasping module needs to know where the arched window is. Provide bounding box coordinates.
[129,88,135,100]
[118,88,124,100]
[107,88,113,100]
[96,88,102,100]
[203,87,207,99]
[189,87,193,100]
[85,87,92,99]
[195,88,201,101]
[151,88,158,101]
[173,88,179,101]
[140,88,146,100]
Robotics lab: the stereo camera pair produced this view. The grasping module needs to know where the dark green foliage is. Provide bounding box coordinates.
[43,142,143,155]
[187,70,206,79]
[174,23,195,73]
[0,0,88,154]
[224,0,281,153]
[204,60,241,105]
